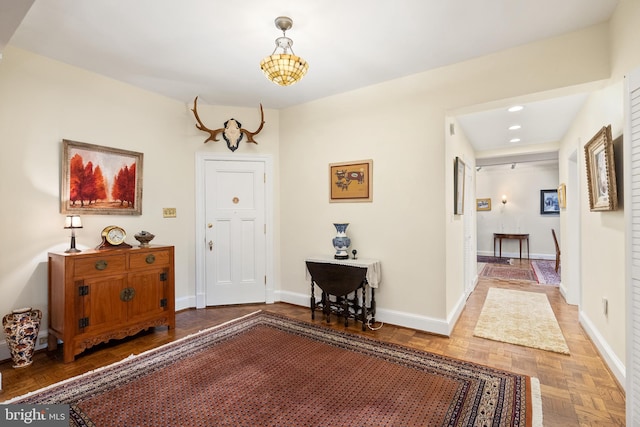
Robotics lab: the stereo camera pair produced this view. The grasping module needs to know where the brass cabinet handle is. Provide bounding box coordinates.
[95,260,108,270]
[119,287,136,302]
[146,254,156,264]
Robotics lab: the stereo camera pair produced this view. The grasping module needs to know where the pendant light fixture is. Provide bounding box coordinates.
[260,16,309,86]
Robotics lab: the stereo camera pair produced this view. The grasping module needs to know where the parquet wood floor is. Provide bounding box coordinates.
[0,267,625,426]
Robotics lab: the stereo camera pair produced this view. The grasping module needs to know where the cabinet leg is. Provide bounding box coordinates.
[47,334,58,351]
[63,346,75,364]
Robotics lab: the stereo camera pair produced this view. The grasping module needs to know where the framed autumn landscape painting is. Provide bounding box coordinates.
[61,140,143,215]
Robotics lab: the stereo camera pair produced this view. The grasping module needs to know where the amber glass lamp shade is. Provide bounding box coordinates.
[260,16,308,86]
[260,53,308,86]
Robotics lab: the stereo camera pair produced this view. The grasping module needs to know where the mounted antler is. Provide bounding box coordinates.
[191,96,265,149]
[191,96,224,143]
[243,104,265,144]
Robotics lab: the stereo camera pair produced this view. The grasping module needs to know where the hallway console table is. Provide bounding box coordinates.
[305,256,381,331]
[493,233,530,259]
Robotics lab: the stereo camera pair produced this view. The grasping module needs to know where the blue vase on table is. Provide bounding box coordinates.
[332,223,351,260]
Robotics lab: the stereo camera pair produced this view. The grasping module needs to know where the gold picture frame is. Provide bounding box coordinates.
[476,198,491,211]
[584,125,617,211]
[61,139,144,215]
[329,159,373,202]
[454,157,466,215]
[558,183,566,209]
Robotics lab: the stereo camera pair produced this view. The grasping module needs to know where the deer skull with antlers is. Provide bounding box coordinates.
[191,96,265,152]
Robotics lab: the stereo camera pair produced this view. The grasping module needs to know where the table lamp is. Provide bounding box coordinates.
[64,215,83,253]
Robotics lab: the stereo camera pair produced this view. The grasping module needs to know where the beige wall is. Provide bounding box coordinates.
[0,9,630,365]
[0,47,281,355]
[476,162,561,258]
[444,117,476,323]
[278,23,611,333]
[558,82,626,383]
[554,0,640,386]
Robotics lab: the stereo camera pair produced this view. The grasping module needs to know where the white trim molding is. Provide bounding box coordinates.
[579,310,625,389]
[277,290,461,337]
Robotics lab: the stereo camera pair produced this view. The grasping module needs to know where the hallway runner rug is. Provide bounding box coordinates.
[474,287,570,355]
[5,311,542,426]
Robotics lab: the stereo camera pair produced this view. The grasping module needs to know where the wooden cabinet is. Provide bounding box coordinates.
[48,245,175,363]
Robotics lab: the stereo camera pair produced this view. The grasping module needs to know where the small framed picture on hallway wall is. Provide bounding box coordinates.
[584,124,618,212]
[558,183,566,209]
[454,157,465,215]
[476,198,491,211]
[540,189,559,215]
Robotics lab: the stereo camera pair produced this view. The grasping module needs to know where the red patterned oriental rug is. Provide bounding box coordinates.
[480,263,538,282]
[4,311,542,426]
[531,260,561,285]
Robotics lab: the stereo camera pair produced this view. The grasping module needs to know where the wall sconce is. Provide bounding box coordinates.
[64,215,83,253]
[502,195,507,205]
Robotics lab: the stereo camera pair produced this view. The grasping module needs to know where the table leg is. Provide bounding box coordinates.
[361,285,367,331]
[343,295,349,327]
[370,286,376,323]
[519,239,522,260]
[320,292,330,323]
[527,237,530,259]
[310,280,316,320]
[499,238,503,258]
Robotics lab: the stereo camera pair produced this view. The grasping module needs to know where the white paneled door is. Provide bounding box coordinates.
[204,160,266,306]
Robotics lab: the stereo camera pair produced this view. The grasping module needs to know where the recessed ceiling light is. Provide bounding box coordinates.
[508,125,521,130]
[508,105,524,112]
[510,138,521,143]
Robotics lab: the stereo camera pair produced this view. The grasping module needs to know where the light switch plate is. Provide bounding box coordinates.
[163,208,177,218]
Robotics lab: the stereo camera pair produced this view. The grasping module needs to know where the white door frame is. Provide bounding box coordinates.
[194,152,274,308]
[562,149,581,305]
[464,161,476,296]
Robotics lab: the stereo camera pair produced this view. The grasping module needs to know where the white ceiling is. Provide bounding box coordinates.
[456,92,591,153]
[0,0,619,153]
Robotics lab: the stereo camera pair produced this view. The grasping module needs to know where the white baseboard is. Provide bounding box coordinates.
[477,250,555,260]
[579,310,625,390]
[277,290,458,337]
[176,295,195,312]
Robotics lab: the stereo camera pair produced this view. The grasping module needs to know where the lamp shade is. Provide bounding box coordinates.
[260,53,309,86]
[64,215,83,229]
[260,16,308,87]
